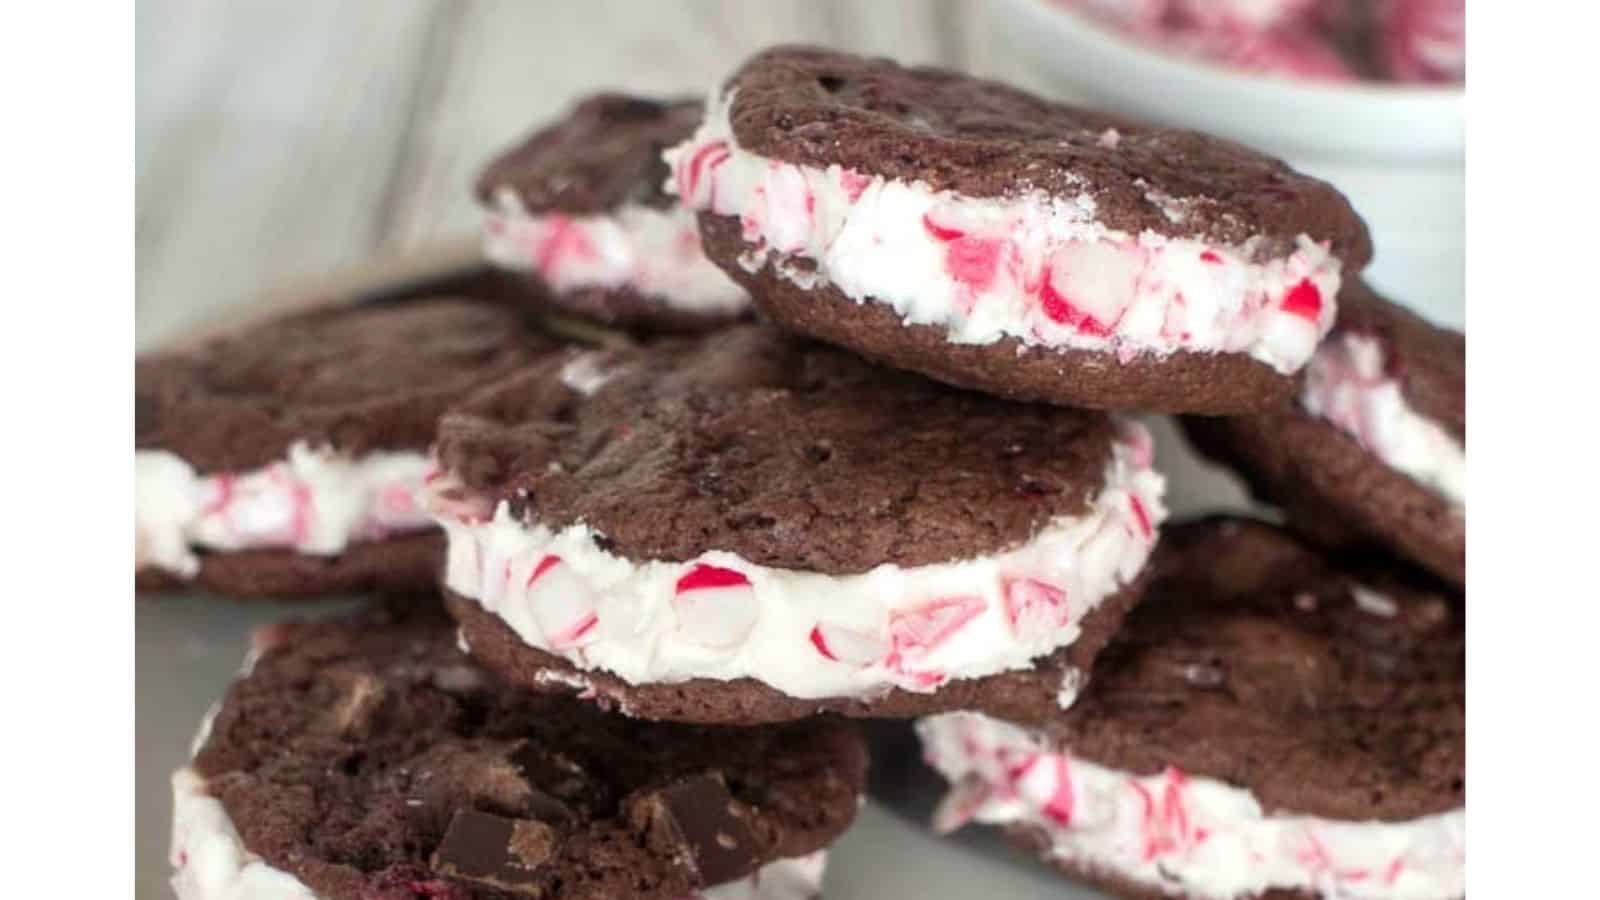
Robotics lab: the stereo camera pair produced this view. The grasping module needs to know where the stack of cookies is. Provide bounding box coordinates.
[139,44,1464,900]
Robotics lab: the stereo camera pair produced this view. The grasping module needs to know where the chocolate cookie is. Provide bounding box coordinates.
[918,517,1464,900]
[171,600,863,900]
[136,297,557,597]
[666,46,1371,413]
[1183,280,1465,585]
[479,94,748,332]
[429,324,1167,724]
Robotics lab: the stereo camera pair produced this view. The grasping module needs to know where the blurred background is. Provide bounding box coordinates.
[135,2,1462,897]
[136,0,1462,350]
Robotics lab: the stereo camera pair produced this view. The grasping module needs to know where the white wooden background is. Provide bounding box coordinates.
[133,0,1065,349]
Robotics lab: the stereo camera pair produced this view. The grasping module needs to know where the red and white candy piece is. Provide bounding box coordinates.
[888,595,988,658]
[525,555,600,649]
[1012,754,1078,827]
[215,465,313,545]
[673,564,759,648]
[931,774,993,835]
[809,621,890,667]
[1002,578,1072,634]
[1129,768,1195,860]
[1037,243,1143,338]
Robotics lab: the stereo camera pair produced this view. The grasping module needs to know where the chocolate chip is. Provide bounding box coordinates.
[626,772,759,886]
[431,809,560,894]
[509,744,592,805]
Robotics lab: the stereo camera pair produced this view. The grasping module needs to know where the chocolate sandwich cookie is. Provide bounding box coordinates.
[479,94,749,332]
[1182,280,1465,585]
[170,601,863,900]
[667,46,1372,413]
[918,517,1464,900]
[428,324,1166,725]
[136,298,556,597]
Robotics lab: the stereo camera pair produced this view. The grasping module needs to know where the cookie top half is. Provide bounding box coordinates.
[138,298,552,474]
[725,46,1370,261]
[175,602,865,900]
[477,94,699,215]
[438,325,1122,572]
[668,46,1373,413]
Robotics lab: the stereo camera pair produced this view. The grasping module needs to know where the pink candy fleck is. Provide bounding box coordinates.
[673,564,757,647]
[1129,495,1153,538]
[523,556,600,649]
[921,212,965,242]
[1131,768,1194,860]
[945,237,1002,293]
[527,554,561,586]
[1002,578,1070,632]
[1043,757,1076,826]
[1280,278,1324,321]
[679,140,730,201]
[889,596,987,657]
[676,564,751,592]
[840,169,871,203]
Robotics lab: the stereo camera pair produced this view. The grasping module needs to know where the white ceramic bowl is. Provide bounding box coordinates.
[991,0,1465,328]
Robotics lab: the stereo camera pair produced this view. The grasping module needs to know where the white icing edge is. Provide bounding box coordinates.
[665,89,1341,375]
[434,427,1166,703]
[917,712,1465,900]
[135,443,436,577]
[484,186,748,315]
[1301,333,1465,508]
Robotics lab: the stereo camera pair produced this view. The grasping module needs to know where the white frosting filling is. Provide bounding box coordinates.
[484,186,748,316]
[665,91,1342,374]
[171,766,828,900]
[432,424,1165,703]
[1301,333,1465,508]
[135,443,436,577]
[918,712,1464,900]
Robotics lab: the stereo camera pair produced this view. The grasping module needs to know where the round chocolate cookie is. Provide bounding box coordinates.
[667,46,1371,413]
[136,297,557,597]
[478,94,748,333]
[1183,280,1465,586]
[172,600,865,900]
[430,324,1167,724]
[918,517,1464,900]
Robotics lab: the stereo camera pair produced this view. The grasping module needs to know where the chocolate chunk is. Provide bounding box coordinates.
[509,744,601,819]
[628,773,759,886]
[431,809,561,894]
[186,602,869,900]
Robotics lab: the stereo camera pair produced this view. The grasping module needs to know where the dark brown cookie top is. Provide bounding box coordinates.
[723,46,1371,265]
[191,602,866,900]
[1333,279,1465,441]
[137,298,556,474]
[436,325,1118,574]
[1051,517,1462,822]
[477,94,701,214]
